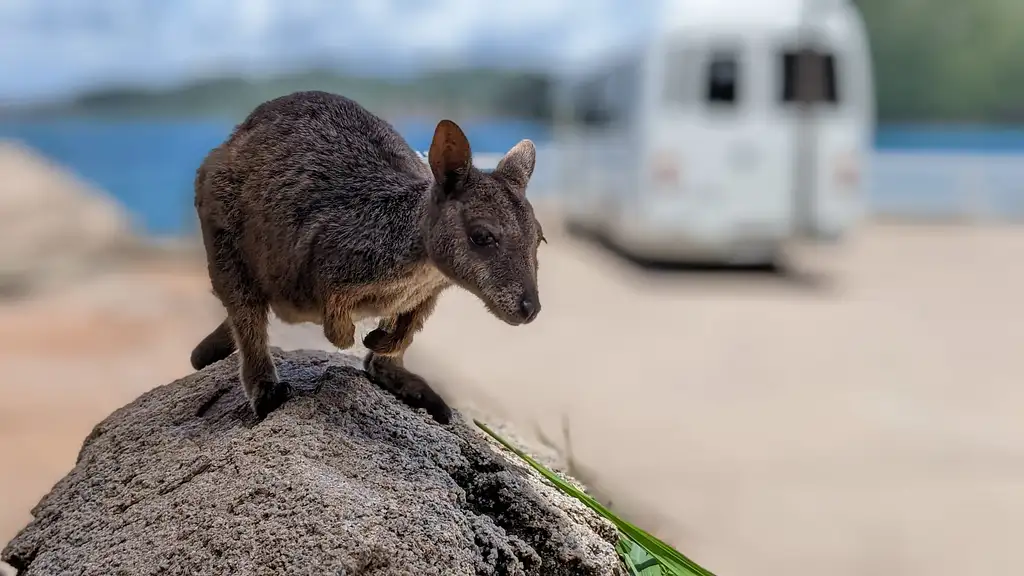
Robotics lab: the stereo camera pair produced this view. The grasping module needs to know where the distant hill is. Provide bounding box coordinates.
[11,0,1024,126]
[7,68,555,123]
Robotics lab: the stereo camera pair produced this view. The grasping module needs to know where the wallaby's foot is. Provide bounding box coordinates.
[228,302,283,419]
[250,379,294,419]
[364,352,451,424]
[190,319,237,370]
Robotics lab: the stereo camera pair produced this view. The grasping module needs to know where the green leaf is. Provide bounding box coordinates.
[618,538,664,575]
[474,420,716,576]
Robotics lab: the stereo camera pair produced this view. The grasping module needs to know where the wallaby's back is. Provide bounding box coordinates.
[194,91,433,303]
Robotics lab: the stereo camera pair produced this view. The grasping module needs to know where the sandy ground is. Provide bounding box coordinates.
[2,221,1023,575]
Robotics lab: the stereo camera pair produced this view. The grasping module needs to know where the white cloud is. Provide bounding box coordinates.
[0,0,650,101]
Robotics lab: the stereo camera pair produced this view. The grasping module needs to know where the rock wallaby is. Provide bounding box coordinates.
[189,90,545,424]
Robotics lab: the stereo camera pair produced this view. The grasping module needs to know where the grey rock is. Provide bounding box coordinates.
[0,141,139,299]
[2,349,624,576]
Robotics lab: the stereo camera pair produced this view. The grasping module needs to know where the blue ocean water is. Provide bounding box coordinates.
[874,124,1024,153]
[0,118,552,235]
[1,118,1022,234]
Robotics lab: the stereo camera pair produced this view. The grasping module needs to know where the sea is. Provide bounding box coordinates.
[2,117,1024,236]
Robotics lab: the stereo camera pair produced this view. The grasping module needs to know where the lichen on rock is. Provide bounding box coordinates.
[2,349,623,576]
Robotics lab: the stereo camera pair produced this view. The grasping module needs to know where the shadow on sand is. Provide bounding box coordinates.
[564,223,835,293]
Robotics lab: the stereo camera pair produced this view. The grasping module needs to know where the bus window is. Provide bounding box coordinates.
[573,62,637,129]
[574,78,613,127]
[705,51,740,105]
[781,50,838,104]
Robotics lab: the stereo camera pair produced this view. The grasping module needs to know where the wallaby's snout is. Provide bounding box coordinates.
[423,119,545,327]
[484,276,541,326]
[474,270,541,326]
[517,291,540,324]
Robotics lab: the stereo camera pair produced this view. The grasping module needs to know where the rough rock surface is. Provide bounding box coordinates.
[2,349,623,576]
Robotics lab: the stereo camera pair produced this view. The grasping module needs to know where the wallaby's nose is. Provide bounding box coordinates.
[518,295,539,323]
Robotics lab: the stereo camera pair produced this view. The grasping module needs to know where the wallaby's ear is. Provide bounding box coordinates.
[494,139,536,194]
[428,119,472,194]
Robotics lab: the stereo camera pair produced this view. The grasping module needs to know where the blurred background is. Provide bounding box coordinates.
[1,1,1023,575]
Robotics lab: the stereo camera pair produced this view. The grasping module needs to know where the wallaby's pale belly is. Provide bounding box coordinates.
[270,263,449,325]
[269,302,323,325]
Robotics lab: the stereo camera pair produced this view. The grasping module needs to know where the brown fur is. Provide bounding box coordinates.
[189,91,543,423]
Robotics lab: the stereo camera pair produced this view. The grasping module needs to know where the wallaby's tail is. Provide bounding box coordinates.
[190,319,237,370]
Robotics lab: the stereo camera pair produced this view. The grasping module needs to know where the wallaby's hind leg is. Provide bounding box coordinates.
[229,303,293,419]
[190,319,237,370]
[364,352,451,424]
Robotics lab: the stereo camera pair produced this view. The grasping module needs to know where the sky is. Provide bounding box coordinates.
[0,0,656,102]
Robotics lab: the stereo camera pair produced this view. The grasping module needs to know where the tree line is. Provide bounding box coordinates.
[12,1,1024,125]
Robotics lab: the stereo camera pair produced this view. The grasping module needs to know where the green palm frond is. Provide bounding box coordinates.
[474,420,716,576]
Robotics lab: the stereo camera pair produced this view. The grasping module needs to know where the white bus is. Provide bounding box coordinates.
[553,0,874,266]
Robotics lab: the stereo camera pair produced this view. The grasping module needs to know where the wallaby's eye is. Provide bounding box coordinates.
[470,229,496,247]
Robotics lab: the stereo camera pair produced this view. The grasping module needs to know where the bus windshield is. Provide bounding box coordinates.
[780,49,839,105]
[662,46,742,109]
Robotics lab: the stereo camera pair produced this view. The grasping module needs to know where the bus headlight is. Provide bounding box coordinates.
[652,152,681,190]
[835,153,860,190]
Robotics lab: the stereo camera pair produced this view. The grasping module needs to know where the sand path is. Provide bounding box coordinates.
[2,223,1023,575]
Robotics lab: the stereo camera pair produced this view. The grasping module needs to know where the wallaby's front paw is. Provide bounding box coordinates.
[324,321,356,350]
[251,380,294,419]
[362,328,405,355]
